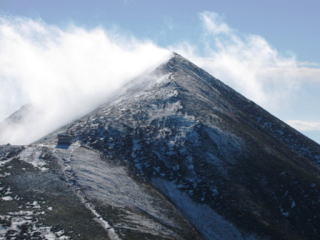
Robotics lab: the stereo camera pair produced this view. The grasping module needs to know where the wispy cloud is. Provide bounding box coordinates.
[171,11,320,112]
[287,120,320,132]
[200,11,231,35]
[0,12,319,145]
[0,16,169,144]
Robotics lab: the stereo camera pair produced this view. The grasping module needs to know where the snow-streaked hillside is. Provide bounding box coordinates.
[1,53,320,240]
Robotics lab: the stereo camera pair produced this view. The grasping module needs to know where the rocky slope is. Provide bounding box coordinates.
[1,53,320,240]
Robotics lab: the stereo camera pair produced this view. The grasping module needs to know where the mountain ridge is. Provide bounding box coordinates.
[1,53,320,240]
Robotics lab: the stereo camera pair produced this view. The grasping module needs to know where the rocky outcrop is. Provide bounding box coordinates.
[1,53,320,240]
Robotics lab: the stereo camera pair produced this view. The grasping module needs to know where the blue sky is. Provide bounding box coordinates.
[1,0,320,143]
[2,0,320,62]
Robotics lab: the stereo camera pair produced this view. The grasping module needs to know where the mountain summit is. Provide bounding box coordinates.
[1,53,320,240]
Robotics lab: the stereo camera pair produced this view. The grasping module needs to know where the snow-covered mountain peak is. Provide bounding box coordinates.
[1,53,320,240]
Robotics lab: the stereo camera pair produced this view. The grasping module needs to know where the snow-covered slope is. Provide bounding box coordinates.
[1,53,320,240]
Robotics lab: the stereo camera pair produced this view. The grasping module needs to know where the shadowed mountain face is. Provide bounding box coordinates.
[1,53,320,240]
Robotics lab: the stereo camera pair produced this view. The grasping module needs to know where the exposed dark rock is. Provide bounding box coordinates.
[57,134,73,148]
[1,53,320,240]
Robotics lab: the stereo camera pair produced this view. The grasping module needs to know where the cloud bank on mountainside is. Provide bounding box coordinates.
[0,17,170,144]
[0,12,319,144]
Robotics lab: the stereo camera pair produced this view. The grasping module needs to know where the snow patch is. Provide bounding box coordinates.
[2,196,13,201]
[0,209,71,239]
[0,159,12,167]
[152,178,260,240]
[18,146,48,171]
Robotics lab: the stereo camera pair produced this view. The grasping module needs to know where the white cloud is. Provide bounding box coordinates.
[199,11,231,35]
[172,11,320,112]
[0,16,170,144]
[1,12,319,145]
[287,120,320,132]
